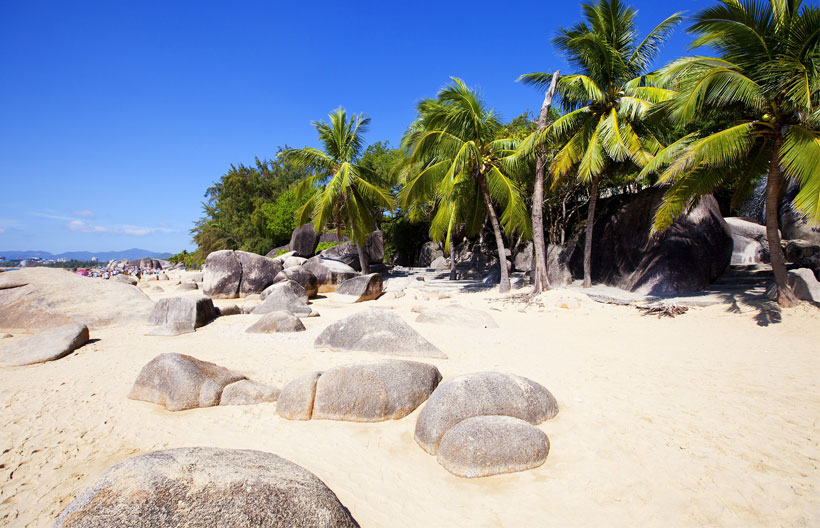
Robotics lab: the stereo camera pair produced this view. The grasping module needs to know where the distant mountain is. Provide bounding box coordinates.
[0,248,173,261]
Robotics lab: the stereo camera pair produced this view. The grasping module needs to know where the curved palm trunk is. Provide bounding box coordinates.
[532,71,560,294]
[766,137,797,307]
[479,175,511,293]
[356,243,369,276]
[448,235,457,280]
[583,173,602,288]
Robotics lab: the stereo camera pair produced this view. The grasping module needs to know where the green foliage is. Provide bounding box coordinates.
[381,214,431,264]
[315,241,341,252]
[169,250,202,269]
[261,187,316,246]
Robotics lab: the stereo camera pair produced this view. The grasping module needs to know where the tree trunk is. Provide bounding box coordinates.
[532,71,560,294]
[766,136,798,307]
[583,173,602,288]
[448,235,457,280]
[356,243,369,276]
[479,175,511,292]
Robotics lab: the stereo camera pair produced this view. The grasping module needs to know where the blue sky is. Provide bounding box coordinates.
[0,0,709,254]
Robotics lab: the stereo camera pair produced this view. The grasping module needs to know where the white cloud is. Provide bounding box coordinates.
[66,219,173,236]
[72,209,96,219]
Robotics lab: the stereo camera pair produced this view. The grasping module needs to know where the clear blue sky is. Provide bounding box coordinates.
[0,0,709,254]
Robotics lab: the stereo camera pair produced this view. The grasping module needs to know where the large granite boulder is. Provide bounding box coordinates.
[236,250,281,297]
[334,273,383,303]
[246,311,306,333]
[791,255,820,281]
[415,372,558,455]
[202,250,242,298]
[512,242,533,272]
[569,188,733,295]
[283,256,307,268]
[273,267,319,298]
[417,241,443,267]
[362,230,384,265]
[290,223,321,257]
[302,257,358,293]
[147,295,217,336]
[254,281,312,316]
[314,309,446,359]
[219,380,280,406]
[788,268,820,302]
[54,447,359,528]
[112,274,137,286]
[415,306,498,328]
[0,323,89,367]
[437,415,550,478]
[312,360,442,422]
[725,217,769,265]
[319,231,383,271]
[780,181,820,245]
[276,371,323,420]
[128,353,246,411]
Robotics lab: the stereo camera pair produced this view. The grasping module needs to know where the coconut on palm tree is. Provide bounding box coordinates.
[643,0,820,306]
[399,78,528,292]
[519,0,681,288]
[281,107,394,274]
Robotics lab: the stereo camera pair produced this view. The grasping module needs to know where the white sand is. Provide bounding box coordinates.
[1,283,818,527]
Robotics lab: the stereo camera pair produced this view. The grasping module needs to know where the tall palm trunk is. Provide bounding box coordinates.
[583,173,602,288]
[356,243,369,276]
[479,175,511,293]
[448,232,457,281]
[766,136,797,306]
[532,71,560,294]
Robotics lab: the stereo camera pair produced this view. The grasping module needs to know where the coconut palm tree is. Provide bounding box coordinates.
[519,0,682,288]
[281,107,393,274]
[642,0,820,306]
[400,78,528,292]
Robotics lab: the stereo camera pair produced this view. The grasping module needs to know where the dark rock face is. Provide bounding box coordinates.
[128,353,246,411]
[245,311,306,333]
[417,242,443,267]
[303,257,358,293]
[236,251,281,297]
[273,267,319,298]
[788,268,820,302]
[277,371,323,420]
[312,360,442,422]
[362,230,384,265]
[314,309,446,359]
[437,415,550,478]
[147,295,217,336]
[254,281,312,316]
[54,447,360,528]
[414,372,558,455]
[0,323,89,367]
[219,380,280,405]
[780,181,820,244]
[319,231,383,271]
[569,188,733,295]
[334,273,383,303]
[791,255,820,281]
[290,223,321,258]
[725,217,769,265]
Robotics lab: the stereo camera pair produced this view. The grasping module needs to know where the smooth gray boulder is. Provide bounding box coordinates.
[319,231,383,271]
[246,311,306,333]
[254,281,312,316]
[220,380,280,405]
[146,295,217,336]
[112,274,137,286]
[277,371,323,420]
[437,415,550,478]
[780,181,820,244]
[177,281,198,291]
[0,323,89,367]
[312,360,442,422]
[725,217,769,265]
[53,447,359,528]
[334,273,383,303]
[416,306,498,329]
[314,309,446,359]
[284,256,307,268]
[202,250,242,298]
[236,250,281,297]
[417,241,443,267]
[273,267,319,298]
[415,372,558,455]
[788,268,820,302]
[290,223,321,257]
[128,353,246,411]
[429,256,449,270]
[150,286,164,293]
[303,257,358,293]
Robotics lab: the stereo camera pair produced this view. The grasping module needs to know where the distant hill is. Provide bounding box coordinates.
[0,249,173,261]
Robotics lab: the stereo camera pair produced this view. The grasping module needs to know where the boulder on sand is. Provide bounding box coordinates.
[276,371,323,420]
[302,257,358,293]
[417,241,443,267]
[319,231,383,271]
[437,415,550,478]
[128,353,246,411]
[314,309,446,359]
[254,281,312,316]
[112,274,137,286]
[53,447,360,528]
[177,281,198,291]
[312,360,442,422]
[272,267,319,298]
[788,268,820,302]
[414,372,558,455]
[219,380,280,406]
[147,295,217,336]
[289,223,321,257]
[236,250,281,297]
[725,217,769,265]
[0,323,89,367]
[334,273,383,303]
[245,311,306,333]
[202,250,242,298]
[415,305,498,328]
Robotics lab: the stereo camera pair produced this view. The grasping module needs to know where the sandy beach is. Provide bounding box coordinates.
[1,280,818,527]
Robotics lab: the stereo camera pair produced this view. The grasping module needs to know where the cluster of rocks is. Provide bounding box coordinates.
[106,258,170,271]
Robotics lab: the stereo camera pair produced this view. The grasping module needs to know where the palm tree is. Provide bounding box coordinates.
[400,78,528,292]
[519,0,681,288]
[281,107,393,274]
[643,0,820,307]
